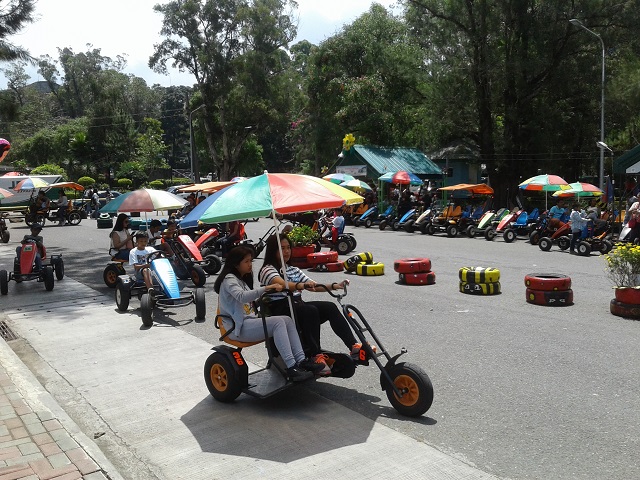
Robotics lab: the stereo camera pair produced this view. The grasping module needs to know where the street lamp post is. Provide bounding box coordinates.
[189,104,206,182]
[570,18,605,191]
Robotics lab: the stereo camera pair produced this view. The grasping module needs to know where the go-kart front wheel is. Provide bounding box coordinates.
[558,237,570,251]
[1,229,9,243]
[484,227,496,241]
[466,225,476,238]
[67,211,82,225]
[190,265,206,287]
[446,224,458,237]
[204,352,243,403]
[539,237,552,251]
[43,266,55,291]
[336,238,351,256]
[53,258,64,280]
[140,293,154,327]
[381,362,433,417]
[203,255,222,275]
[104,264,123,288]
[0,270,8,295]
[503,228,516,243]
[195,288,206,321]
[115,283,130,311]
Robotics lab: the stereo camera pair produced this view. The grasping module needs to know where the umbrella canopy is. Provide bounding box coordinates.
[99,188,187,213]
[518,174,570,192]
[0,187,14,199]
[230,176,249,182]
[2,171,24,176]
[47,182,85,191]
[179,185,233,229]
[13,177,50,191]
[339,179,373,192]
[322,173,355,184]
[199,172,363,224]
[379,171,422,185]
[552,182,604,198]
[178,181,235,193]
[438,183,494,195]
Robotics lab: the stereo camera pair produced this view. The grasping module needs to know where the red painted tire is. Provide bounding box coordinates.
[307,251,338,266]
[289,257,312,269]
[326,262,344,272]
[399,271,435,285]
[613,288,640,305]
[394,258,432,274]
[610,299,640,319]
[524,273,571,291]
[525,288,573,306]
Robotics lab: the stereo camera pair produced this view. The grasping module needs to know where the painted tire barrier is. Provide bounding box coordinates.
[394,258,432,274]
[524,273,571,291]
[459,281,501,295]
[344,251,374,272]
[325,262,344,272]
[399,272,436,285]
[526,288,573,307]
[459,266,501,284]
[307,251,338,266]
[289,256,312,269]
[355,262,384,276]
[609,299,640,319]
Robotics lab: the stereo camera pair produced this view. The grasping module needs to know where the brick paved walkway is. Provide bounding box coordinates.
[0,364,108,480]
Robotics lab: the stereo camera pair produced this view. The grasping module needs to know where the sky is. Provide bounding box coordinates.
[0,0,399,88]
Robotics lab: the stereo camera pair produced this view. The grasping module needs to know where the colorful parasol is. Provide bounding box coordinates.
[322,173,355,185]
[0,187,14,199]
[99,188,187,213]
[438,183,494,195]
[379,171,422,185]
[199,172,363,224]
[339,179,373,192]
[47,182,85,191]
[178,181,236,193]
[518,174,570,192]
[552,182,604,198]
[13,177,50,191]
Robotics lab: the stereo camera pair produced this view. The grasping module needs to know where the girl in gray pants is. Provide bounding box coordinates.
[213,246,323,381]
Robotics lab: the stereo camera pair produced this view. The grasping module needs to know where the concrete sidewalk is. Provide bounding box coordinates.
[0,277,500,480]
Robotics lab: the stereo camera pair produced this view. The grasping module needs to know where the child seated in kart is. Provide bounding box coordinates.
[16,224,45,271]
[129,232,157,291]
[320,208,345,248]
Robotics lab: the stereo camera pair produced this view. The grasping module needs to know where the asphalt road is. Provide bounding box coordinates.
[2,215,638,480]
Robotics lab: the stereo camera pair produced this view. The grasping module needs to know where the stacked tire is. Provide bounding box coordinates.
[343,252,384,276]
[395,258,435,285]
[524,273,573,306]
[289,246,315,269]
[459,266,501,295]
[307,251,343,272]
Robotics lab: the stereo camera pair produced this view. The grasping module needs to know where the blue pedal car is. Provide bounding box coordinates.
[115,252,206,327]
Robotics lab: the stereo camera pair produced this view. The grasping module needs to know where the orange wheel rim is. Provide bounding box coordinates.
[107,271,117,283]
[210,364,228,392]
[393,374,419,406]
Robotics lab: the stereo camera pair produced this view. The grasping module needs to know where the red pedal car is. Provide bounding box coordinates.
[0,239,64,294]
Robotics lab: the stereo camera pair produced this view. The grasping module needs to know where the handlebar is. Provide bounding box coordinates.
[312,280,349,298]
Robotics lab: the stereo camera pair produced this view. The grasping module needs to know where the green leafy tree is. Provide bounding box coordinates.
[116,161,148,188]
[0,0,35,62]
[30,163,66,178]
[77,176,96,187]
[134,118,169,177]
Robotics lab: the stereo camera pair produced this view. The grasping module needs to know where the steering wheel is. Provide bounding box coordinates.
[147,250,166,262]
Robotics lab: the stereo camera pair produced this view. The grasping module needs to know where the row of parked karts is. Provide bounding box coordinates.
[352,201,617,256]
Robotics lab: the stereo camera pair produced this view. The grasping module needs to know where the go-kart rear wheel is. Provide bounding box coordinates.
[577,241,591,256]
[392,220,400,231]
[190,265,206,287]
[466,225,476,238]
[195,288,206,321]
[558,237,570,251]
[600,239,613,254]
[404,220,415,233]
[539,237,552,251]
[0,270,8,295]
[364,218,372,228]
[43,266,54,291]
[529,231,540,245]
[140,293,153,327]
[203,255,222,275]
[484,227,496,241]
[503,228,516,243]
[346,235,357,252]
[1,229,9,243]
[115,283,130,311]
[103,264,122,288]
[204,352,242,403]
[379,220,387,230]
[67,211,81,225]
[53,258,64,280]
[336,238,350,255]
[426,224,436,235]
[446,224,458,237]
[381,362,433,417]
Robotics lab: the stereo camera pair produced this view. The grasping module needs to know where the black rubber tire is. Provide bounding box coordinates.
[529,231,540,245]
[404,220,415,233]
[190,265,207,287]
[203,255,222,275]
[610,299,640,319]
[466,225,476,238]
[459,281,501,295]
[0,270,8,295]
[140,293,153,327]
[526,288,573,306]
[577,241,591,256]
[381,362,433,417]
[53,258,64,280]
[204,352,243,403]
[103,265,122,288]
[0,230,9,243]
[392,221,400,231]
[600,240,613,254]
[379,220,387,230]
[504,229,516,243]
[446,224,458,237]
[524,273,571,291]
[364,218,372,228]
[459,266,500,283]
[346,235,357,252]
[68,211,82,225]
[336,238,350,255]
[426,224,436,235]
[115,283,130,311]
[539,237,552,251]
[558,237,570,251]
[43,266,54,291]
[394,258,432,274]
[484,227,496,241]
[195,288,206,320]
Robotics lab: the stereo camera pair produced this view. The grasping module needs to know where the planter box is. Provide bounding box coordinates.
[291,245,315,258]
[614,287,640,305]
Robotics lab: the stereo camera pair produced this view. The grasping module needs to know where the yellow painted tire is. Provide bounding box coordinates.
[459,266,501,283]
[459,281,501,295]
[356,262,384,276]
[344,251,374,272]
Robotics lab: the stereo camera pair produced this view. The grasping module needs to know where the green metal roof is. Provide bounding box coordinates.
[349,145,442,177]
[613,144,640,174]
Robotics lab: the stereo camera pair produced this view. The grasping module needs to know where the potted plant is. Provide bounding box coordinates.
[286,225,319,264]
[604,243,640,308]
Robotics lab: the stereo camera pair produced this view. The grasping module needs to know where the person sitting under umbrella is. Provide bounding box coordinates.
[109,214,134,261]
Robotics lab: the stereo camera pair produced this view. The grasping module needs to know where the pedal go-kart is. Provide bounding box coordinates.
[538,222,572,252]
[315,213,357,255]
[115,251,206,327]
[425,204,463,237]
[204,284,434,417]
[0,240,64,294]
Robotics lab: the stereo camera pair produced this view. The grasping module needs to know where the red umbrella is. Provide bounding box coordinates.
[390,171,420,185]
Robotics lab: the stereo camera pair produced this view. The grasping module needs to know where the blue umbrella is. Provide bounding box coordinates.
[178,185,233,229]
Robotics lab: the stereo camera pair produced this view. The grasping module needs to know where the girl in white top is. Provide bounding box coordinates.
[109,213,134,260]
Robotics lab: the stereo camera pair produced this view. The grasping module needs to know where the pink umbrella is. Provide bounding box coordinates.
[0,187,14,199]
